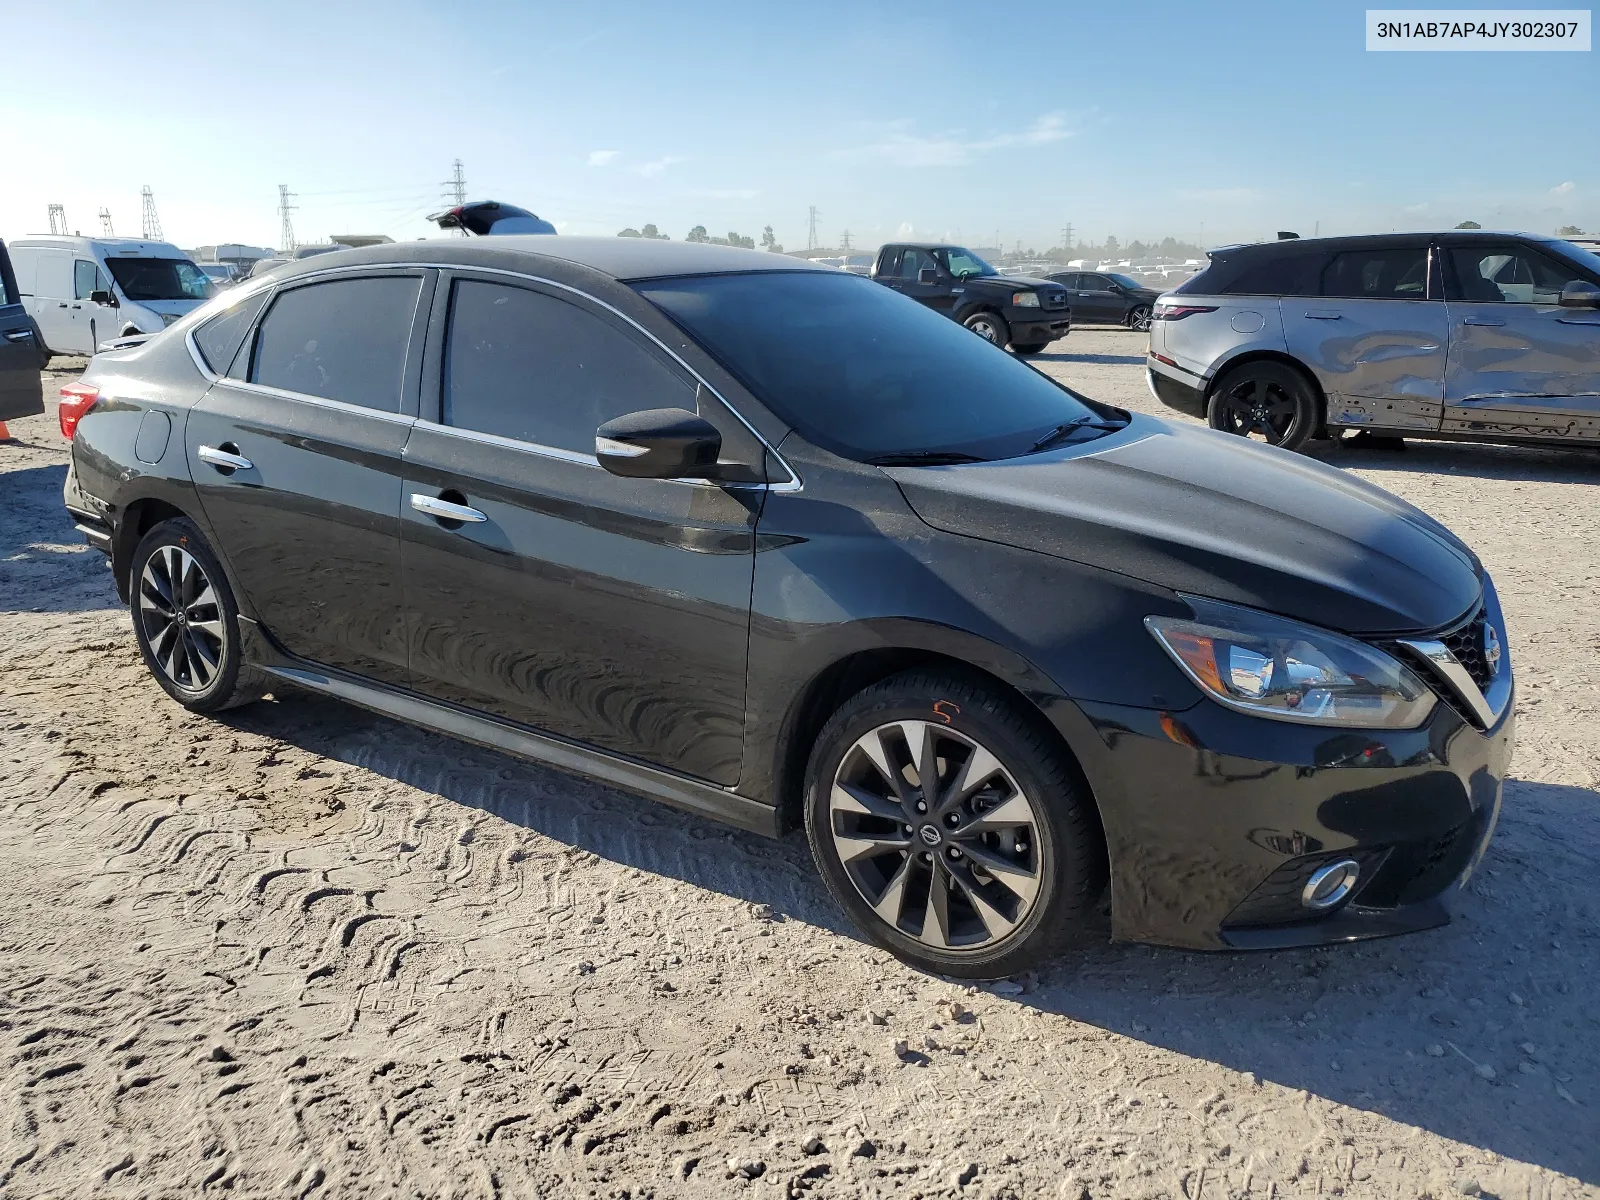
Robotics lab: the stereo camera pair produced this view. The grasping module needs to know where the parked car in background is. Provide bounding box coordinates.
[840,254,874,275]
[1147,231,1600,452]
[60,237,1512,975]
[0,238,45,421]
[1046,270,1162,331]
[10,236,215,355]
[872,243,1070,353]
[242,257,292,279]
[197,263,239,287]
[429,200,557,236]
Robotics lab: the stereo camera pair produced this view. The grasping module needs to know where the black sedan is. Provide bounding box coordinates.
[1047,270,1163,331]
[59,237,1513,976]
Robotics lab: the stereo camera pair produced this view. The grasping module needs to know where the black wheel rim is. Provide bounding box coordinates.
[138,545,224,692]
[1216,377,1298,444]
[829,720,1045,953]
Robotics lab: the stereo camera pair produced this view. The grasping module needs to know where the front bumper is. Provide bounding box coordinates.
[1010,310,1071,342]
[1049,683,1515,951]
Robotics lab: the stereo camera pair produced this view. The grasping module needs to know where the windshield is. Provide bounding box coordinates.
[943,247,997,279]
[1550,238,1600,278]
[104,257,215,302]
[1107,273,1144,290]
[637,272,1122,462]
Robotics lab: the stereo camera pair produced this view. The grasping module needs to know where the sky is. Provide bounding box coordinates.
[2,0,1593,255]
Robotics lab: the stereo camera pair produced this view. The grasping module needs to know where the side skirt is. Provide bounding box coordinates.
[239,620,780,838]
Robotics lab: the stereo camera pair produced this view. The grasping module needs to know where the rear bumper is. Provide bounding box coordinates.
[1049,683,1515,951]
[1146,359,1208,419]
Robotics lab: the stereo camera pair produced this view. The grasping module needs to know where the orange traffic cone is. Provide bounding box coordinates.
[0,421,12,441]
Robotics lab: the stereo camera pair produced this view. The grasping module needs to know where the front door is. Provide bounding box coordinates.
[74,259,116,352]
[1075,273,1122,323]
[400,274,761,785]
[185,269,432,684]
[1282,243,1448,432]
[0,244,44,423]
[1441,241,1600,440]
[895,247,957,315]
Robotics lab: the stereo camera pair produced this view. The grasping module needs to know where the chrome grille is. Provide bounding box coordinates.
[1441,608,1493,691]
[1043,290,1068,309]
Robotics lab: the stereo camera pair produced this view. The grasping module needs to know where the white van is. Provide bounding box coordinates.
[9,236,215,356]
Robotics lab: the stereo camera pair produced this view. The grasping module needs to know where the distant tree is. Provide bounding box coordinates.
[1126,240,1148,258]
[686,225,709,243]
[1558,224,1586,235]
[761,225,782,252]
[726,230,756,249]
[641,223,668,239]
[1159,236,1181,256]
[1104,235,1120,255]
[618,227,642,238]
[1455,220,1482,229]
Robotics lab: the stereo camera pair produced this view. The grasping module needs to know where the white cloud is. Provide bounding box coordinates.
[853,113,1074,168]
[691,188,760,200]
[1177,187,1262,205]
[1550,181,1576,196]
[587,150,619,167]
[635,156,685,177]
[896,221,915,238]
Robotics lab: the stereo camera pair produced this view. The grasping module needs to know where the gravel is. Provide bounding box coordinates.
[2,336,1597,1198]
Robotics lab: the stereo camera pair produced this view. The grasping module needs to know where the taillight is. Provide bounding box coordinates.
[1153,304,1218,321]
[58,382,100,440]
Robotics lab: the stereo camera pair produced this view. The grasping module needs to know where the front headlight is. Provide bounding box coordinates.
[1145,597,1436,728]
[1011,291,1041,308]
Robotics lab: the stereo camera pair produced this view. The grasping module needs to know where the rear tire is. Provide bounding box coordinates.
[1127,305,1152,332]
[804,669,1104,979]
[962,310,1010,348]
[129,517,267,713]
[1206,361,1319,452]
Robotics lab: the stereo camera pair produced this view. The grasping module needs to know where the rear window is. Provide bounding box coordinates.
[192,290,270,375]
[104,257,215,302]
[250,276,421,412]
[1320,248,1430,300]
[638,271,1117,463]
[1216,252,1326,297]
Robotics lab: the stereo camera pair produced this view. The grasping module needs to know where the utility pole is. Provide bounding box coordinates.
[140,186,163,241]
[47,204,67,235]
[1060,223,1073,254]
[277,184,298,252]
[840,229,852,252]
[807,206,820,252]
[99,208,115,237]
[441,159,468,233]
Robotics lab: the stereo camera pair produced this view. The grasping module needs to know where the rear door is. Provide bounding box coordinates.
[1441,241,1600,440]
[1282,242,1447,432]
[0,241,44,423]
[29,249,75,354]
[185,268,432,685]
[399,272,764,784]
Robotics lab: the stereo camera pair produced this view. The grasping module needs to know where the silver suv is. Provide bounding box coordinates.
[1146,232,1600,452]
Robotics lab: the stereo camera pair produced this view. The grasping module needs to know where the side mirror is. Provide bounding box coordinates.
[918,267,938,285]
[1559,280,1600,309]
[596,408,722,479]
[89,289,116,306]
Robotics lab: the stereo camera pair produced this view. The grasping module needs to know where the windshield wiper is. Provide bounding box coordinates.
[866,451,987,466]
[1027,417,1125,454]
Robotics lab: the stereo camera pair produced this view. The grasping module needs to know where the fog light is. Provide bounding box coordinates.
[1301,859,1361,910]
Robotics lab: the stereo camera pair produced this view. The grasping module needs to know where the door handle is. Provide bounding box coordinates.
[197,444,253,471]
[58,302,68,308]
[1303,311,1343,320]
[410,493,487,524]
[3,329,34,342]
[1463,317,1505,327]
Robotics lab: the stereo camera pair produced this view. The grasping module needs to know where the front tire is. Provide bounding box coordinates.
[962,310,1010,348]
[1206,361,1319,452]
[129,517,266,713]
[1127,305,1152,332]
[804,670,1104,978]
[1011,340,1050,356]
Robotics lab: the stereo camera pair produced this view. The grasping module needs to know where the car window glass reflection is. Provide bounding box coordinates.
[1446,245,1583,304]
[1321,248,1429,299]
[251,276,421,411]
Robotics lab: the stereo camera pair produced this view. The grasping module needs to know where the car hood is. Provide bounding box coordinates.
[886,416,1481,635]
[125,297,207,316]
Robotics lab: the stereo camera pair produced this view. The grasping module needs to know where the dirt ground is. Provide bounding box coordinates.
[2,330,1596,1200]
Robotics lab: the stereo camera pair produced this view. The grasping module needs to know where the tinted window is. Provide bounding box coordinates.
[251,276,421,411]
[193,290,270,375]
[1320,248,1430,299]
[899,248,937,280]
[1220,252,1326,297]
[1081,274,1113,290]
[74,260,104,300]
[1052,273,1079,288]
[638,272,1116,463]
[1446,244,1589,304]
[442,279,694,453]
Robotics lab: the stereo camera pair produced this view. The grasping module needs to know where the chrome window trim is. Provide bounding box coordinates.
[205,258,803,492]
[183,279,281,384]
[213,377,416,425]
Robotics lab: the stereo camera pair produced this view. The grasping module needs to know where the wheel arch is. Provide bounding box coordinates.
[1205,349,1327,430]
[112,496,192,601]
[769,644,1108,877]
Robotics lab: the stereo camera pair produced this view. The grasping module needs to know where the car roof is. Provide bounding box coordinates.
[266,236,835,283]
[1217,230,1567,258]
[11,236,185,256]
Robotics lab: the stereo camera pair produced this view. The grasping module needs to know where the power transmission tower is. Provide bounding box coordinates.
[807,206,820,252]
[100,208,116,237]
[840,230,852,252]
[140,186,163,240]
[277,184,298,252]
[47,204,67,235]
[441,159,469,234]
[1059,223,1073,253]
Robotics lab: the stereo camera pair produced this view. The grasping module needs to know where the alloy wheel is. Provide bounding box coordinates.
[829,720,1046,953]
[138,545,225,692]
[1215,377,1297,444]
[1129,306,1152,332]
[967,316,1003,344]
